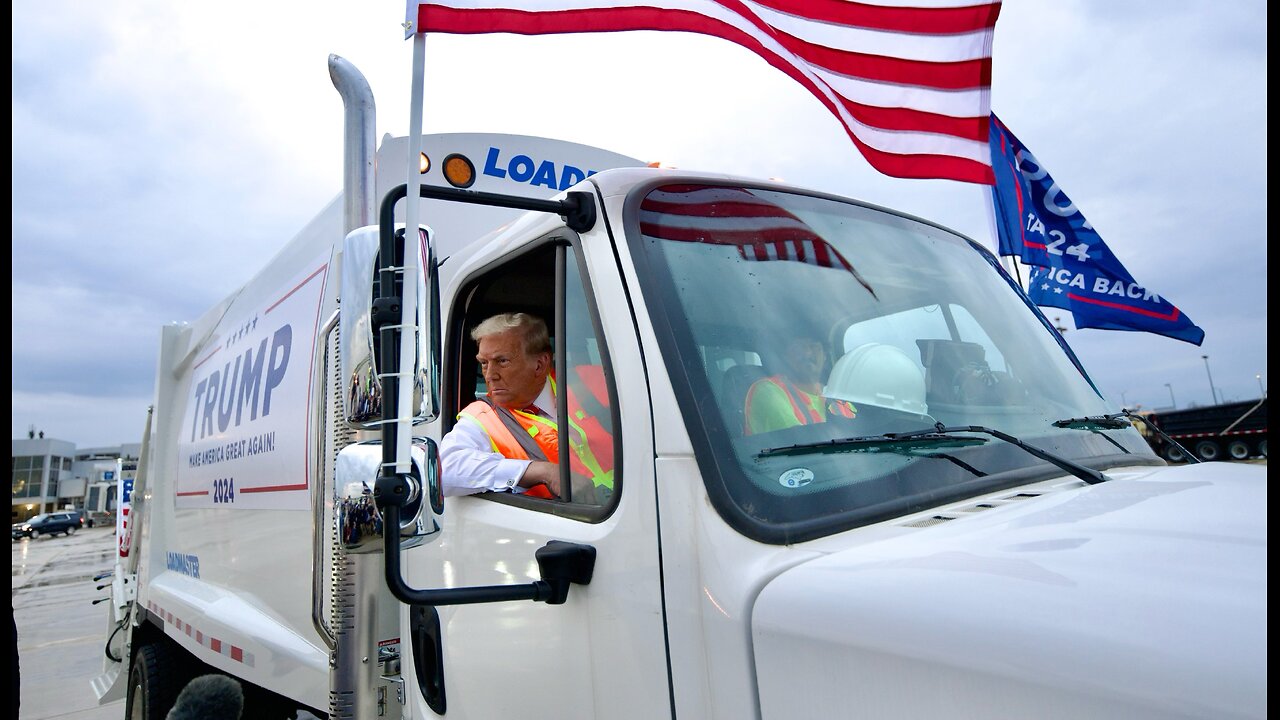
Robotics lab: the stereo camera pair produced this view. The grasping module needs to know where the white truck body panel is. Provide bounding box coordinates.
[753,462,1267,720]
[402,207,671,718]
[591,177,826,717]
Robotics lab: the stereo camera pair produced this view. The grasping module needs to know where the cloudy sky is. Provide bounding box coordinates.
[12,0,1267,447]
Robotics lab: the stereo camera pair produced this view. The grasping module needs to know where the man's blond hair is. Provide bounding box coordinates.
[471,313,551,357]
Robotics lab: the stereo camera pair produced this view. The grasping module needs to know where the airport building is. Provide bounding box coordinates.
[11,433,141,523]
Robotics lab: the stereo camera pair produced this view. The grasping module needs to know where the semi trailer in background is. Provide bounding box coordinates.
[1139,397,1268,462]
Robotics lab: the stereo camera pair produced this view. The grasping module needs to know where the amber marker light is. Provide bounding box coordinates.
[647,161,678,169]
[419,152,431,174]
[442,153,476,188]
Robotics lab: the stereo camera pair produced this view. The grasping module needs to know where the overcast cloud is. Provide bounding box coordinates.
[12,0,1267,446]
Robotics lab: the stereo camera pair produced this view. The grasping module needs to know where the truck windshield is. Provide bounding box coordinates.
[627,182,1159,543]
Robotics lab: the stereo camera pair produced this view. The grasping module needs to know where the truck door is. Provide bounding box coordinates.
[405,235,670,718]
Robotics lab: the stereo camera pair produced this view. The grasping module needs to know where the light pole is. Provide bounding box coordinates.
[1164,383,1176,409]
[1201,355,1220,405]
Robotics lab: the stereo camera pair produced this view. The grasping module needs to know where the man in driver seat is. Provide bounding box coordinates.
[744,329,856,435]
[440,312,611,503]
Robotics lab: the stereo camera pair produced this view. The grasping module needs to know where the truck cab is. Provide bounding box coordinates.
[391,169,1263,718]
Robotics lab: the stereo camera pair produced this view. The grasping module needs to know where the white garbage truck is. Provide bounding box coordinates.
[93,51,1266,720]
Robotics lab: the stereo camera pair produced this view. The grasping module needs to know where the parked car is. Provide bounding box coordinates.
[11,512,81,539]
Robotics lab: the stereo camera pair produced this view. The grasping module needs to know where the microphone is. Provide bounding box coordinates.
[165,673,244,720]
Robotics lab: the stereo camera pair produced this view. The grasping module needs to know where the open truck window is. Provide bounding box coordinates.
[446,237,620,520]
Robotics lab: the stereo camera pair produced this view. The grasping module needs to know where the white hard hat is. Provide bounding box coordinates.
[825,343,928,415]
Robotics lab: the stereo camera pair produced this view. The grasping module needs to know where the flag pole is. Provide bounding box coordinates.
[395,29,427,476]
[986,184,1025,291]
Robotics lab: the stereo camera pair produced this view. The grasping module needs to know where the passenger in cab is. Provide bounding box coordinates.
[744,329,856,435]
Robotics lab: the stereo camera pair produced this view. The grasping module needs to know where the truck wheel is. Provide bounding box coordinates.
[126,643,186,720]
[1194,440,1221,462]
[1227,440,1252,460]
[1258,440,1267,458]
[1162,445,1187,463]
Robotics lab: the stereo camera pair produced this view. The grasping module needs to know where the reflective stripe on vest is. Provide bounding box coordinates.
[456,410,554,499]
[552,373,615,476]
[759,376,823,426]
[744,375,856,434]
[547,375,613,489]
[459,383,613,492]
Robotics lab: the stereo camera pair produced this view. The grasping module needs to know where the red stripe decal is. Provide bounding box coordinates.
[149,601,256,667]
[1065,292,1181,321]
[238,483,308,494]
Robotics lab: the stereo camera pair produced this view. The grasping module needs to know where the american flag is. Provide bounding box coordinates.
[409,0,1001,185]
[639,184,877,297]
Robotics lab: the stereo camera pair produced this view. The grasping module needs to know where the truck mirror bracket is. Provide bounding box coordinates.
[561,191,596,233]
[380,184,596,240]
[370,297,401,335]
[373,472,416,506]
[535,541,597,605]
[377,500,596,607]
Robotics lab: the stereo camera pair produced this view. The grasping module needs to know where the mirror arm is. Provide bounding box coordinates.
[379,184,596,239]
[373,495,595,607]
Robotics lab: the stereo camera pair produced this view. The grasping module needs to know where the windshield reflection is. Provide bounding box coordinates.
[630,183,1159,543]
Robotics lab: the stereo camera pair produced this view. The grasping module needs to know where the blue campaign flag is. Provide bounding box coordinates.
[989,114,1205,346]
[1026,266,1206,345]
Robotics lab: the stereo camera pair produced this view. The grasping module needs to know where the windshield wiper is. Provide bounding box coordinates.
[1054,410,1200,464]
[920,452,989,477]
[1052,414,1131,430]
[758,431,987,458]
[760,423,1108,485]
[1050,414,1132,453]
[758,432,989,477]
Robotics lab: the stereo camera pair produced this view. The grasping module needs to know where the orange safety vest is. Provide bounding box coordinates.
[564,366,614,472]
[458,373,614,499]
[744,375,856,435]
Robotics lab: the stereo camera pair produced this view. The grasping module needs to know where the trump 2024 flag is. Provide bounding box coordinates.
[989,113,1205,346]
[408,0,1002,185]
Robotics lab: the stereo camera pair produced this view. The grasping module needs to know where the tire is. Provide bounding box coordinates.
[1162,444,1187,463]
[126,643,188,720]
[66,526,77,536]
[1258,439,1268,458]
[30,530,40,540]
[1194,440,1221,462]
[1227,440,1252,461]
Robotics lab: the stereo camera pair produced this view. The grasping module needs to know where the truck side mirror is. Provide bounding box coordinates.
[339,225,441,427]
[335,439,443,555]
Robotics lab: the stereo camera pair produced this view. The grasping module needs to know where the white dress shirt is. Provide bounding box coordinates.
[440,383,557,496]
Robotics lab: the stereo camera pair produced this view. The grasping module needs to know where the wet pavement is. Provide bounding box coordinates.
[13,524,124,720]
